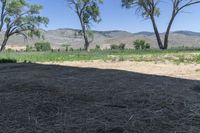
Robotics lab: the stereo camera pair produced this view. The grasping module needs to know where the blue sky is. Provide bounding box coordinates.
[28,0,200,33]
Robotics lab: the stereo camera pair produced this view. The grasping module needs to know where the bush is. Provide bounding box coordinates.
[110,43,126,50]
[69,48,74,51]
[0,58,17,63]
[26,45,35,52]
[110,44,118,50]
[119,43,126,50]
[5,48,15,52]
[133,40,151,50]
[95,45,100,50]
[145,43,151,49]
[34,41,51,51]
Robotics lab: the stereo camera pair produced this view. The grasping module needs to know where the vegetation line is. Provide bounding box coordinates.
[0,49,200,64]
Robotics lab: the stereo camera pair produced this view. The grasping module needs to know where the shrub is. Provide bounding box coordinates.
[133,41,140,50]
[0,58,17,63]
[133,40,150,50]
[34,41,51,51]
[119,43,126,50]
[5,48,15,52]
[26,45,35,52]
[69,48,74,51]
[110,43,126,50]
[110,44,118,50]
[145,43,151,49]
[95,45,100,50]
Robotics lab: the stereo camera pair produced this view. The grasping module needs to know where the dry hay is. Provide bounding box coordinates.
[0,63,199,133]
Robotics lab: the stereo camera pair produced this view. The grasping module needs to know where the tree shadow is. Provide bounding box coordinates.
[0,63,199,133]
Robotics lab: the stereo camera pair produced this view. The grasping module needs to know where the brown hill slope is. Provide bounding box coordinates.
[1,29,200,49]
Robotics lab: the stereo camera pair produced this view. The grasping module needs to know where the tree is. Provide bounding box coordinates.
[34,41,51,51]
[0,0,49,51]
[67,0,103,51]
[122,0,200,49]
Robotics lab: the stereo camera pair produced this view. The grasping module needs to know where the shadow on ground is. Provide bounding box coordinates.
[0,63,199,133]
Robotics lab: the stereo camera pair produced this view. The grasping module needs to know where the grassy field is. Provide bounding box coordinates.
[0,48,200,64]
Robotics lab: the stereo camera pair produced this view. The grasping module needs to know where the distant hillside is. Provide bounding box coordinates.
[133,32,154,36]
[1,28,200,50]
[173,31,200,36]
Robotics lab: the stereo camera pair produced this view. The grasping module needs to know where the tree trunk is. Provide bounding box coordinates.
[0,36,8,52]
[164,13,176,49]
[81,23,89,51]
[78,13,90,51]
[83,32,89,51]
[150,16,164,49]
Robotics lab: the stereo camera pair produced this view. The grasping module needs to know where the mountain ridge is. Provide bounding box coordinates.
[2,28,200,49]
[46,28,200,36]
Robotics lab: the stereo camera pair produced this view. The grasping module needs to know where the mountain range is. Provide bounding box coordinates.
[2,28,200,50]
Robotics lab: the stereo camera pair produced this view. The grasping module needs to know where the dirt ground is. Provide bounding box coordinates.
[43,61,200,80]
[0,62,200,133]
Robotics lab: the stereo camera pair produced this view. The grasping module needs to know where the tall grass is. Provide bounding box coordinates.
[0,48,199,63]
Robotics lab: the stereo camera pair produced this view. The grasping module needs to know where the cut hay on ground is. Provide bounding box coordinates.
[0,62,199,132]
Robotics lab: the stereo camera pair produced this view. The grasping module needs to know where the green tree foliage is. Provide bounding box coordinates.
[26,45,34,52]
[0,0,49,51]
[34,41,51,51]
[133,39,150,50]
[95,44,100,50]
[119,43,126,50]
[111,43,126,50]
[110,44,119,50]
[67,0,103,51]
[122,0,200,49]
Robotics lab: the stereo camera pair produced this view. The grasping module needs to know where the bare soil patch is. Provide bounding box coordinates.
[43,61,200,80]
[0,62,199,132]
